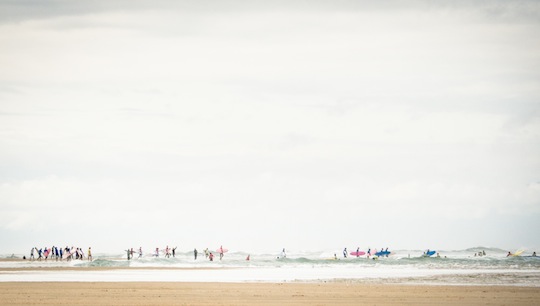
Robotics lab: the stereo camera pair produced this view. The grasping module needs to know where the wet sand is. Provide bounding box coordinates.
[0,282,539,305]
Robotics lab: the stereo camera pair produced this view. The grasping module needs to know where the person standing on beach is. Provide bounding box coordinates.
[30,247,35,261]
[88,247,92,261]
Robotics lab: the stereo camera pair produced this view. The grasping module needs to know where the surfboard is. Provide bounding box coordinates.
[350,251,365,256]
[375,251,391,257]
[511,250,524,257]
[217,248,229,253]
[424,250,436,257]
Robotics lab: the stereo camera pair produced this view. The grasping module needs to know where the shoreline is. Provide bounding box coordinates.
[1,282,539,305]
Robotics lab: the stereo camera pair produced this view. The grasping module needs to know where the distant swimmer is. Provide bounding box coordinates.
[88,247,92,261]
[246,254,250,261]
[436,253,440,258]
[482,250,486,256]
[343,248,347,258]
[194,248,198,260]
[507,252,512,257]
[533,252,537,257]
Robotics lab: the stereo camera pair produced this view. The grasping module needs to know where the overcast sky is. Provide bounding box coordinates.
[1,0,539,254]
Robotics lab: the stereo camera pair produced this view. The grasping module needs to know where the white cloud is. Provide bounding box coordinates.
[0,1,539,252]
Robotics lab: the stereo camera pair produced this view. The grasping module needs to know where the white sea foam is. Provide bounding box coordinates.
[1,248,539,285]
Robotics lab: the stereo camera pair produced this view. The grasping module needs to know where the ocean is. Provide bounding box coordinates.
[1,247,539,286]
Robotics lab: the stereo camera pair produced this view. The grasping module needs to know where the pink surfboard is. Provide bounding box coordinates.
[217,248,229,253]
[350,251,365,256]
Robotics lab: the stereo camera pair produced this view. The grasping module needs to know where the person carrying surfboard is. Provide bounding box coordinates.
[219,246,224,260]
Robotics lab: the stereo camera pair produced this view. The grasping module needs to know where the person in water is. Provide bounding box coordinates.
[138,247,143,258]
[87,247,92,261]
[194,248,198,260]
[343,248,347,258]
[209,252,214,261]
[532,252,537,257]
[356,247,360,258]
[246,254,250,261]
[281,248,286,258]
[219,246,224,260]
[507,251,513,257]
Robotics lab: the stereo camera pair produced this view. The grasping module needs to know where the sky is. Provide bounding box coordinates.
[0,0,539,254]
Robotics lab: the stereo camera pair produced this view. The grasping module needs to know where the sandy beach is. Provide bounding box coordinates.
[0,281,538,305]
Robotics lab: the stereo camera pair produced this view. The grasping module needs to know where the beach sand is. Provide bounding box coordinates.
[1,282,539,305]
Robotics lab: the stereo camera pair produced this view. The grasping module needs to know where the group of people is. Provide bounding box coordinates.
[125,246,231,261]
[28,246,92,261]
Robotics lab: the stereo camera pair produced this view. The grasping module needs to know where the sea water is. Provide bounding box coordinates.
[1,247,539,286]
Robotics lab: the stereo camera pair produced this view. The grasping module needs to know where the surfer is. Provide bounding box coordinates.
[219,246,224,260]
[507,252,512,257]
[155,247,160,257]
[30,248,35,261]
[209,252,214,261]
[334,253,338,260]
[194,248,198,260]
[88,247,92,261]
[367,248,371,258]
[281,248,286,259]
[138,247,143,258]
[533,252,537,257]
[165,246,170,258]
[246,254,250,261]
[204,248,209,259]
[172,247,177,258]
[356,247,360,258]
[126,249,131,260]
[343,248,347,258]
